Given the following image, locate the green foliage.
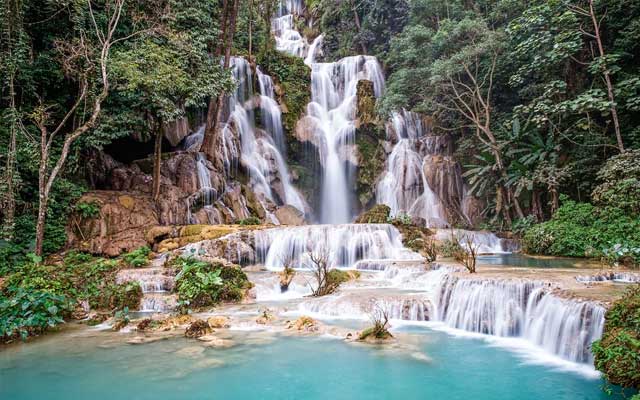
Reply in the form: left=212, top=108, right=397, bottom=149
left=355, top=204, right=391, bottom=224
left=438, top=237, right=464, bottom=258
left=173, top=256, right=251, bottom=308
left=257, top=48, right=310, bottom=136
left=592, top=286, right=640, bottom=392
left=0, top=287, right=72, bottom=342
left=121, top=246, right=151, bottom=268
left=326, top=269, right=357, bottom=287
left=2, top=251, right=138, bottom=313
left=592, top=150, right=640, bottom=215
left=387, top=213, right=411, bottom=226
left=238, top=216, right=261, bottom=226
left=75, top=201, right=100, bottom=219
left=523, top=199, right=640, bottom=259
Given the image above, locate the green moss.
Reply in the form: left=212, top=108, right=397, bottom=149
left=355, top=124, right=386, bottom=208
left=256, top=48, right=310, bottom=138
left=355, top=204, right=391, bottom=224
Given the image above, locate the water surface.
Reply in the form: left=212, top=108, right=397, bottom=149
left=0, top=325, right=616, bottom=400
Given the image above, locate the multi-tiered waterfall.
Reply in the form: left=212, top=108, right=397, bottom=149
left=174, top=0, right=610, bottom=373
left=183, top=56, right=306, bottom=224
left=274, top=3, right=385, bottom=223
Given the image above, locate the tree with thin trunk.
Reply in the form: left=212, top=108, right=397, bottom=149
left=201, top=0, right=241, bottom=164
left=429, top=18, right=522, bottom=223
left=569, top=0, right=624, bottom=153
left=0, top=0, right=27, bottom=240
left=30, top=0, right=130, bottom=256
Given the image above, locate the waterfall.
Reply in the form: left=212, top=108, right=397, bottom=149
left=257, top=67, right=286, bottom=153
left=433, top=275, right=605, bottom=363
left=376, top=110, right=449, bottom=227
left=252, top=223, right=422, bottom=270
left=576, top=272, right=640, bottom=283
left=216, top=57, right=306, bottom=217
left=272, top=3, right=385, bottom=223
left=306, top=56, right=385, bottom=223
left=434, top=228, right=514, bottom=254
left=116, top=261, right=178, bottom=313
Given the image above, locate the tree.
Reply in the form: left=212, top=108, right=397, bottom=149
left=0, top=0, right=27, bottom=240
left=30, top=0, right=132, bottom=256
left=200, top=0, right=241, bottom=164
left=110, top=37, right=233, bottom=202
left=569, top=0, right=625, bottom=153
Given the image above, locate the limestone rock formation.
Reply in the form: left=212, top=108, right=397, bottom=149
left=67, top=191, right=158, bottom=256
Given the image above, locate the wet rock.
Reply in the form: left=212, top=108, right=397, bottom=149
left=162, top=116, right=190, bottom=147
left=198, top=336, right=236, bottom=348
left=127, top=335, right=168, bottom=345
left=286, top=316, right=319, bottom=333
left=256, top=309, right=276, bottom=325
left=185, top=319, right=212, bottom=338
left=207, top=316, right=231, bottom=329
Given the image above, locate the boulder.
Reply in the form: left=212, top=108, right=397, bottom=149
left=162, top=117, right=190, bottom=147
left=275, top=205, right=305, bottom=225
left=66, top=191, right=159, bottom=257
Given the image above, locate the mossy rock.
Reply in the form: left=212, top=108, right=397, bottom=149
left=355, top=124, right=386, bottom=208
left=355, top=204, right=391, bottom=224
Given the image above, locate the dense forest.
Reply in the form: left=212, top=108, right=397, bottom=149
left=0, top=0, right=639, bottom=396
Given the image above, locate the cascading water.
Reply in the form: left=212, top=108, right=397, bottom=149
left=273, top=3, right=385, bottom=223
left=376, top=110, right=449, bottom=227
left=252, top=223, right=422, bottom=270
left=434, top=228, right=516, bottom=254
left=431, top=274, right=605, bottom=363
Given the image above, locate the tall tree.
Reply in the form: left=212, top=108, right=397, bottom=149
left=0, top=0, right=26, bottom=240
left=200, top=0, right=240, bottom=164
left=30, top=0, right=129, bottom=256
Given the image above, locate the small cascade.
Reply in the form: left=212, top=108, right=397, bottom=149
left=434, top=229, right=515, bottom=254
left=433, top=275, right=605, bottom=363
left=252, top=223, right=422, bottom=270
left=576, top=272, right=640, bottom=283
left=256, top=67, right=286, bottom=153
left=196, top=153, right=216, bottom=206
left=376, top=110, right=450, bottom=227
left=182, top=124, right=205, bottom=152
left=296, top=292, right=433, bottom=322
left=116, top=263, right=178, bottom=313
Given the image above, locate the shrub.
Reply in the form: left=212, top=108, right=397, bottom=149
left=90, top=282, right=142, bottom=311
left=173, top=257, right=251, bottom=308
left=592, top=286, right=640, bottom=393
left=523, top=199, right=640, bottom=259
left=238, top=216, right=261, bottom=226
left=355, top=204, right=391, bottom=224
left=438, top=237, right=464, bottom=258
left=0, top=287, right=72, bottom=342
left=122, top=246, right=151, bottom=268
left=592, top=150, right=640, bottom=216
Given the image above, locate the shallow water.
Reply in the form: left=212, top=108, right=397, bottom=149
left=0, top=325, right=617, bottom=400
left=478, top=254, right=599, bottom=269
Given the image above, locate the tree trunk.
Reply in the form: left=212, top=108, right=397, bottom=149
left=350, top=0, right=368, bottom=54
left=2, top=72, right=17, bottom=239
left=588, top=0, right=624, bottom=153
left=152, top=122, right=163, bottom=202
left=35, top=135, right=49, bottom=256
left=201, top=0, right=240, bottom=162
